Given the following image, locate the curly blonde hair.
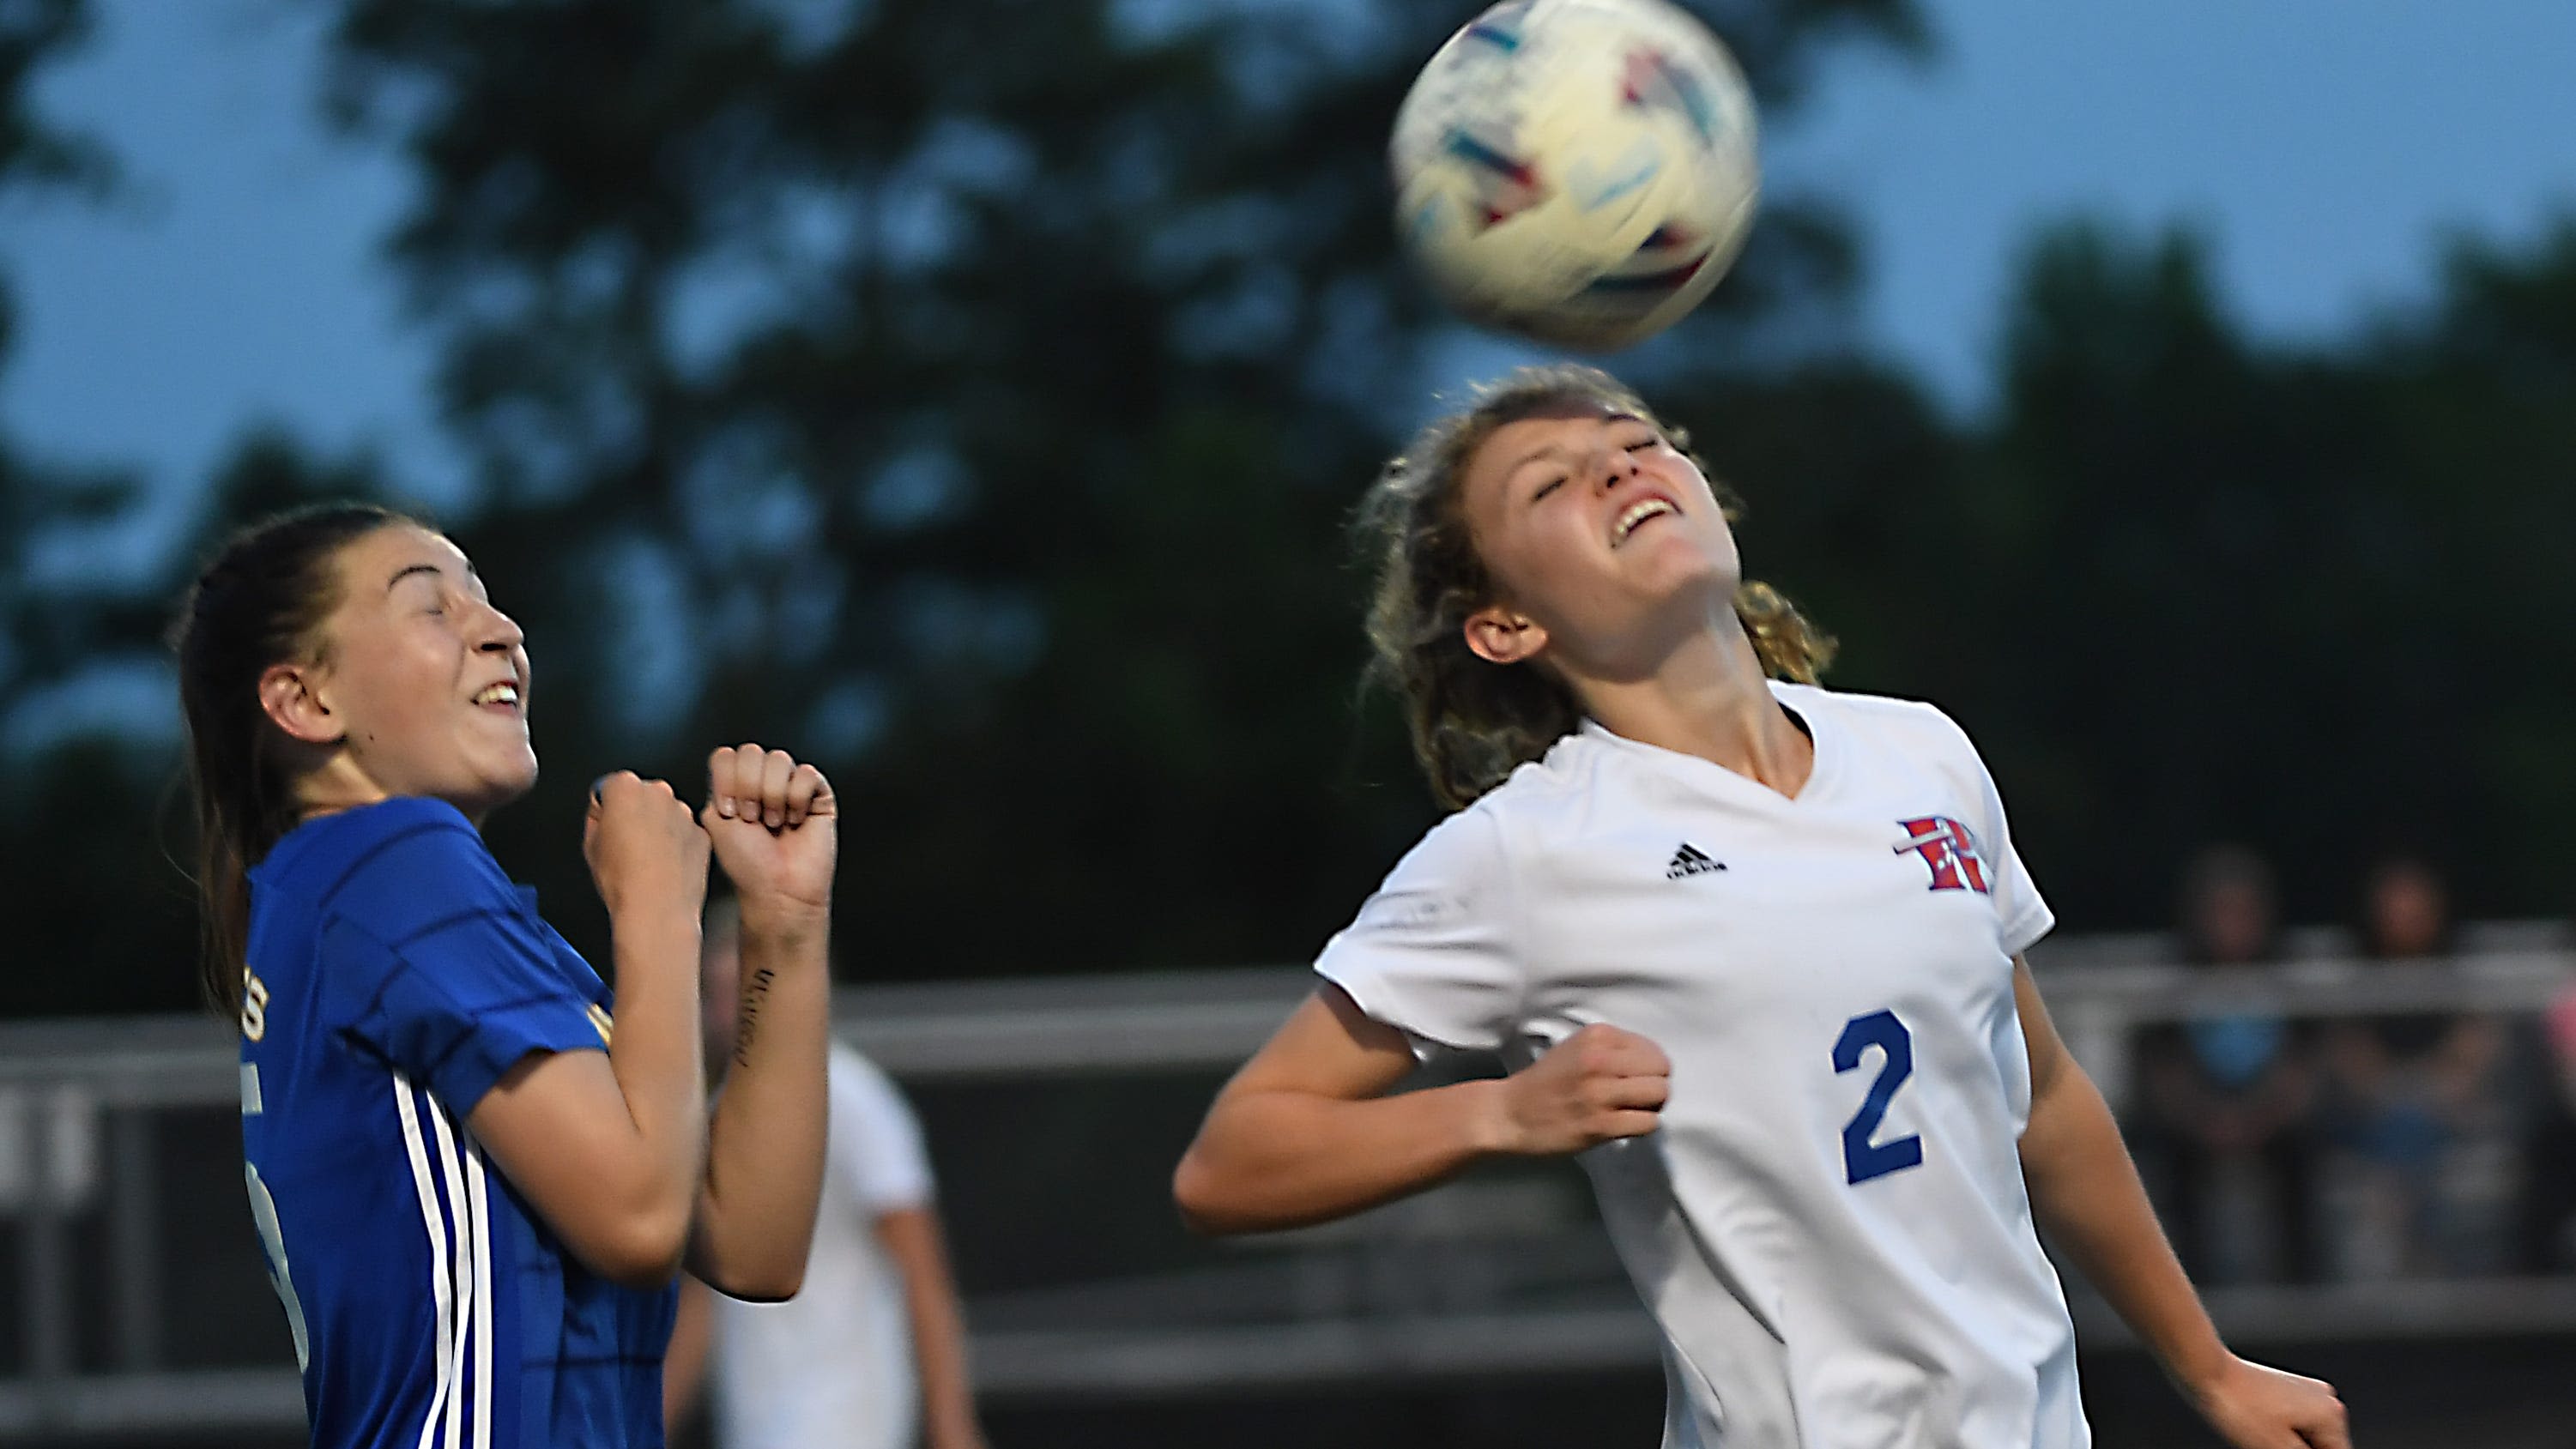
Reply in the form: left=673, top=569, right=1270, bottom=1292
left=1358, top=364, right=1834, bottom=810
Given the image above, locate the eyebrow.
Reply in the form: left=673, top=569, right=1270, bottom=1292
left=385, top=562, right=483, bottom=593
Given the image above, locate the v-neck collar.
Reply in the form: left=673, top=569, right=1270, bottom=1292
left=1575, top=680, right=1842, bottom=806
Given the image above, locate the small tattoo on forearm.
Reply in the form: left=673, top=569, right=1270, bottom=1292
left=733, top=966, right=777, bottom=1069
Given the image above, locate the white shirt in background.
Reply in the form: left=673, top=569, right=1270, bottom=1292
left=1316, top=681, right=2083, bottom=1449
left=711, top=1043, right=934, bottom=1449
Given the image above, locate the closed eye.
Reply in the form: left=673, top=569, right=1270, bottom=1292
left=395, top=579, right=450, bottom=616
left=1532, top=476, right=1565, bottom=502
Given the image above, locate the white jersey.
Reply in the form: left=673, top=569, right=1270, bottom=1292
left=1316, top=681, right=2083, bottom=1449
left=711, top=1043, right=934, bottom=1449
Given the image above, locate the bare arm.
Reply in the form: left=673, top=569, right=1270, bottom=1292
left=2015, top=959, right=2226, bottom=1382
left=2013, top=958, right=2349, bottom=1448
left=877, top=1206, right=987, bottom=1449
left=1173, top=987, right=1668, bottom=1235
left=662, top=1275, right=714, bottom=1436
left=686, top=746, right=838, bottom=1300
left=469, top=775, right=710, bottom=1287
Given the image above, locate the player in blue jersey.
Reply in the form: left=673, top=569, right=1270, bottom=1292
left=173, top=503, right=837, bottom=1449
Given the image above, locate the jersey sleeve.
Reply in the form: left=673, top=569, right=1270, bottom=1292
left=829, top=1048, right=934, bottom=1213
left=1940, top=714, right=2055, bottom=957
left=319, top=816, right=608, bottom=1119
left=1313, top=804, right=1527, bottom=1056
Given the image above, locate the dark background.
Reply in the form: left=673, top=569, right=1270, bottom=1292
left=3, top=3, right=2574, bottom=1444
left=6, top=0, right=2575, bottom=1017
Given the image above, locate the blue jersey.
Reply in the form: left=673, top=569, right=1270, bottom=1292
left=239, top=796, right=677, bottom=1449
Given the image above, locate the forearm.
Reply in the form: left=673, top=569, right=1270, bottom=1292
left=691, top=909, right=831, bottom=1296
left=882, top=1209, right=981, bottom=1444
left=602, top=904, right=710, bottom=1231
left=1174, top=1077, right=1509, bottom=1234
left=661, top=1276, right=713, bottom=1435
left=2021, top=1062, right=2230, bottom=1393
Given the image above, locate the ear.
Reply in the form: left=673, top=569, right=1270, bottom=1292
left=257, top=661, right=344, bottom=746
left=1463, top=603, right=1550, bottom=667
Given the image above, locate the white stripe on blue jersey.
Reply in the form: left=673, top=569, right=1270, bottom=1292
left=422, top=1084, right=476, bottom=1449
left=391, top=1075, right=455, bottom=1449
left=465, top=1139, right=493, bottom=1449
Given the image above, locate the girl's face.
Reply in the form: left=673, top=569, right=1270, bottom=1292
left=281, top=525, right=537, bottom=820
left=1454, top=405, right=1739, bottom=676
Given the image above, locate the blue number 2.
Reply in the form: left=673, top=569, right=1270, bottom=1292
left=1833, top=1009, right=1925, bottom=1186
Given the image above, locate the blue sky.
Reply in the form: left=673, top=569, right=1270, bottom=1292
left=3, top=0, right=2572, bottom=520
left=1, top=1, right=453, bottom=572
left=1771, top=0, right=2576, bottom=404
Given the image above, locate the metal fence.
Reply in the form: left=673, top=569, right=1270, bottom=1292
left=3, top=928, right=2574, bottom=1441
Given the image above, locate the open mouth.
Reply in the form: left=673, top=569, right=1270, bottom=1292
left=472, top=681, right=522, bottom=712
left=1612, top=496, right=1678, bottom=545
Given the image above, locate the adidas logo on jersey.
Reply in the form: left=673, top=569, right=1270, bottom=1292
left=1666, top=842, right=1726, bottom=879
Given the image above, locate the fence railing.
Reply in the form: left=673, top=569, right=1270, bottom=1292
left=2, top=931, right=2573, bottom=1440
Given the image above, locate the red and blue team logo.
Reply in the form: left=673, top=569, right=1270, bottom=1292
left=1895, top=817, right=1990, bottom=894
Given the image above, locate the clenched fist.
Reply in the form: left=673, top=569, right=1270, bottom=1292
left=582, top=771, right=711, bottom=920
left=1493, top=1023, right=1671, bottom=1156
left=700, top=743, right=838, bottom=927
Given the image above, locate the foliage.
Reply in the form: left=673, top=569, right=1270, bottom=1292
left=8, top=1, right=2576, bottom=1016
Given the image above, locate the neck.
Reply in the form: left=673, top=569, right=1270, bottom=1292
left=1567, top=612, right=1815, bottom=799
left=287, top=750, right=385, bottom=823
left=291, top=758, right=486, bottom=829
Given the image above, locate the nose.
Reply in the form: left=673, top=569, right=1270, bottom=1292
left=472, top=600, right=525, bottom=655
left=1593, top=440, right=1642, bottom=492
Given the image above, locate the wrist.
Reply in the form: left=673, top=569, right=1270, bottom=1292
left=2166, top=1337, right=2238, bottom=1403
left=735, top=896, right=829, bottom=945
left=609, top=895, right=703, bottom=943
left=1460, top=1078, right=1524, bottom=1157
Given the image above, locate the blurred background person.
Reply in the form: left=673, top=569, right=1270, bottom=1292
left=2318, top=853, right=2520, bottom=1279
left=665, top=897, right=987, bottom=1449
left=2521, top=982, right=2576, bottom=1272
left=2133, top=844, right=2320, bottom=1284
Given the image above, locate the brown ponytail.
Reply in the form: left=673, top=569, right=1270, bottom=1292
left=169, top=503, right=413, bottom=1013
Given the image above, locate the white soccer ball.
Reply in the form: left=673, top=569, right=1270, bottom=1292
left=1390, top=0, right=1760, bottom=352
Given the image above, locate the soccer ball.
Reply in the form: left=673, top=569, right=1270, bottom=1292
left=1390, top=0, right=1760, bottom=352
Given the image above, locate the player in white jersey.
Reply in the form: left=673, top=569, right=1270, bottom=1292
left=1174, top=365, right=2349, bottom=1449
left=664, top=900, right=987, bottom=1449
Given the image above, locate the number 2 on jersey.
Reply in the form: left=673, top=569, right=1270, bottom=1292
left=1833, top=1009, right=1925, bottom=1186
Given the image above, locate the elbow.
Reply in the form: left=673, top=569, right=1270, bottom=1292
left=700, top=1259, right=805, bottom=1304
left=691, top=1217, right=814, bottom=1302
left=577, top=1203, right=695, bottom=1290
left=1171, top=1148, right=1253, bottom=1238
left=726, top=1272, right=805, bottom=1304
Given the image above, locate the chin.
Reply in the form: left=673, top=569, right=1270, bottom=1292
left=460, top=758, right=541, bottom=818
left=1639, top=551, right=1732, bottom=607
left=1689, top=537, right=1741, bottom=591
